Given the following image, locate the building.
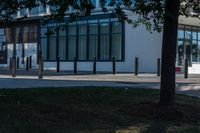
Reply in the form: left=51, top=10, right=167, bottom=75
left=0, top=1, right=199, bottom=73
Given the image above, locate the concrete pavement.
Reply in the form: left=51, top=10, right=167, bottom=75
left=0, top=70, right=200, bottom=98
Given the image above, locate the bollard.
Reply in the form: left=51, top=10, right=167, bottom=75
left=112, top=57, right=116, bottom=75
left=26, top=57, right=29, bottom=71
left=29, top=56, right=32, bottom=69
left=93, top=57, right=96, bottom=74
left=57, top=57, right=60, bottom=73
left=17, top=57, right=19, bottom=69
left=135, top=57, right=138, bottom=76
left=157, top=58, right=161, bottom=76
left=9, top=57, right=13, bottom=70
left=184, top=59, right=188, bottom=79
left=74, top=57, right=77, bottom=74
left=12, top=54, right=16, bottom=77
left=38, top=51, right=43, bottom=79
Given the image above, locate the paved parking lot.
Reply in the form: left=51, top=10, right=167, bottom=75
left=0, top=69, right=200, bottom=97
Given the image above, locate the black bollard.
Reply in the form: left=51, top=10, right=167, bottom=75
left=9, top=57, right=13, bottom=70
left=112, top=57, right=116, bottom=75
left=93, top=57, right=96, bottom=74
left=157, top=58, right=161, bottom=76
left=26, top=57, right=29, bottom=71
left=12, top=54, right=17, bottom=77
left=184, top=59, right=188, bottom=79
left=29, top=56, right=32, bottom=69
left=74, top=57, right=77, bottom=74
left=57, top=57, right=60, bottom=73
left=135, top=57, right=138, bottom=76
left=17, top=57, right=19, bottom=69
left=38, top=51, right=43, bottom=79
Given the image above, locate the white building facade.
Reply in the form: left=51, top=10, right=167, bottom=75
left=0, top=1, right=199, bottom=73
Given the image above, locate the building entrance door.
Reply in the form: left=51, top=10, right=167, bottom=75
left=7, top=43, right=38, bottom=68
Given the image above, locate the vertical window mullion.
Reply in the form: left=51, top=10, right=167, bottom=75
left=86, top=21, right=89, bottom=60
left=97, top=20, right=100, bottom=61
left=47, top=28, right=49, bottom=60
left=66, top=26, right=68, bottom=61
left=109, top=21, right=112, bottom=60
left=56, top=26, right=59, bottom=60
left=122, top=21, right=125, bottom=61
left=76, top=22, right=78, bottom=60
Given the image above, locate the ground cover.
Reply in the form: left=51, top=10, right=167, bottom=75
left=0, top=87, right=199, bottom=133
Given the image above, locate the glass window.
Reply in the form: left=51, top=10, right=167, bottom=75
left=78, top=36, right=87, bottom=60
left=100, top=23, right=109, bottom=34
left=48, top=38, right=56, bottom=60
left=192, top=40, right=198, bottom=62
left=59, top=27, right=66, bottom=36
left=48, top=27, right=57, bottom=37
left=68, top=25, right=76, bottom=36
left=178, top=30, right=184, bottom=39
left=89, top=24, right=98, bottom=34
left=185, top=30, right=192, bottom=39
left=20, top=8, right=27, bottom=16
left=39, top=5, right=46, bottom=14
left=30, top=7, right=39, bottom=16
left=112, top=34, right=122, bottom=60
left=100, top=35, right=109, bottom=60
left=59, top=37, right=66, bottom=60
left=112, top=22, right=122, bottom=33
left=0, top=29, right=4, bottom=36
left=192, top=31, right=197, bottom=40
left=68, top=37, right=76, bottom=60
left=78, top=25, right=87, bottom=35
left=41, top=28, right=47, bottom=37
left=89, top=35, right=98, bottom=60
left=41, top=38, right=47, bottom=60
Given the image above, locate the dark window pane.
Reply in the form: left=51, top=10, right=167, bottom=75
left=41, top=28, right=47, bottom=37
left=48, top=27, right=57, bottom=37
left=112, top=22, right=122, bottom=33
left=68, top=25, right=76, bottom=35
left=112, top=34, right=122, bottom=60
left=0, top=29, right=4, bottom=36
left=100, top=23, right=109, bottom=34
left=49, top=38, right=56, bottom=60
left=41, top=38, right=47, bottom=60
left=78, top=36, right=87, bottom=60
left=30, top=7, right=39, bottom=15
left=59, top=26, right=66, bottom=36
left=100, top=35, right=109, bottom=60
left=59, top=37, right=66, bottom=60
left=79, top=25, right=87, bottom=35
left=89, top=35, right=98, bottom=60
left=89, top=24, right=98, bottom=34
left=68, top=37, right=76, bottom=60
left=192, top=40, right=197, bottom=62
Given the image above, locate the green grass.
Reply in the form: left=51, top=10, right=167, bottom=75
left=0, top=87, right=199, bottom=133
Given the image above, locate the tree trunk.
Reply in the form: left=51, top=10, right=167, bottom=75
left=159, top=0, right=180, bottom=106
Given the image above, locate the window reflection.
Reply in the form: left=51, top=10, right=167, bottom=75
left=177, top=25, right=200, bottom=65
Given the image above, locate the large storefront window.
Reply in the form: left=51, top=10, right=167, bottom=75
left=177, top=25, right=200, bottom=65
left=40, top=15, right=124, bottom=61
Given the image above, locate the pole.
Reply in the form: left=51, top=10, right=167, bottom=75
left=135, top=57, right=138, bottom=76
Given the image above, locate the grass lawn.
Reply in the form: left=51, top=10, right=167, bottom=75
left=0, top=87, right=199, bottom=133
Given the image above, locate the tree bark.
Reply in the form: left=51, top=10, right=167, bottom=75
left=159, top=0, right=180, bottom=106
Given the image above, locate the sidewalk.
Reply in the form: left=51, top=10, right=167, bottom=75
left=0, top=70, right=200, bottom=98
